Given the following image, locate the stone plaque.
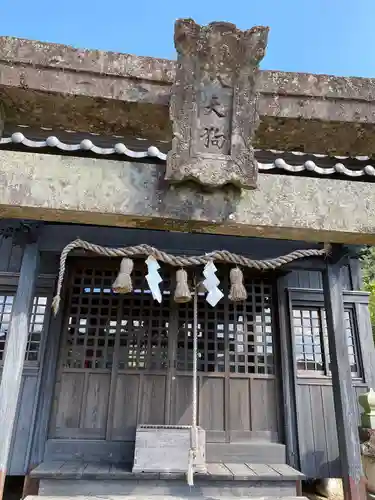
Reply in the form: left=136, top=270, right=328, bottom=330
left=166, top=19, right=269, bottom=190
left=132, top=425, right=206, bottom=473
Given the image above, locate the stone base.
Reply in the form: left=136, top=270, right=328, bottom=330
left=132, top=425, right=206, bottom=474
left=314, top=478, right=343, bottom=500
left=363, top=455, right=375, bottom=496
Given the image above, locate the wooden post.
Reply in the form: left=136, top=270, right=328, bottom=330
left=21, top=474, right=39, bottom=499
left=276, top=276, right=299, bottom=469
left=0, top=105, right=4, bottom=138
left=0, top=243, right=39, bottom=500
left=323, top=251, right=365, bottom=500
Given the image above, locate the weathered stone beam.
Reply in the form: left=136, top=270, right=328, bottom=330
left=0, top=149, right=374, bottom=244
left=1, top=36, right=375, bottom=153
left=0, top=104, right=3, bottom=138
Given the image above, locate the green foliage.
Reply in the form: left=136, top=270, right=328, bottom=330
left=361, top=246, right=375, bottom=338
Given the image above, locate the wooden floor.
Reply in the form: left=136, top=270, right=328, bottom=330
left=31, top=461, right=304, bottom=482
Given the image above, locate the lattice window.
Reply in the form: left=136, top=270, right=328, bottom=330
left=177, top=273, right=274, bottom=374
left=0, top=295, right=13, bottom=362
left=26, top=295, right=48, bottom=362
left=0, top=294, right=48, bottom=363
left=293, top=306, right=361, bottom=377
left=343, top=309, right=360, bottom=377
left=64, top=267, right=119, bottom=369
left=322, top=309, right=360, bottom=377
left=117, top=265, right=171, bottom=370
left=293, top=308, right=325, bottom=373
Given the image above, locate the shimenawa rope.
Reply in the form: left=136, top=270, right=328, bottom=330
left=52, top=238, right=329, bottom=315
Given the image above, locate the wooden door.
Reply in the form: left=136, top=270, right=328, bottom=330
left=108, top=266, right=174, bottom=440
left=170, top=270, right=280, bottom=444
left=50, top=260, right=174, bottom=442
left=50, top=260, right=280, bottom=447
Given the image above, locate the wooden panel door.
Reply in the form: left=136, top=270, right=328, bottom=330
left=50, top=261, right=279, bottom=446
left=50, top=261, right=174, bottom=442
left=170, top=270, right=280, bottom=444
left=108, top=265, right=174, bottom=440
left=50, top=265, right=119, bottom=439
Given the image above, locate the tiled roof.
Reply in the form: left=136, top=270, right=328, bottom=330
left=1, top=129, right=374, bottom=179
left=0, top=131, right=167, bottom=161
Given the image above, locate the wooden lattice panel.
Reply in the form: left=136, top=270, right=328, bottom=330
left=0, top=294, right=48, bottom=363
left=117, top=265, right=171, bottom=370
left=64, top=262, right=172, bottom=372
left=228, top=281, right=274, bottom=375
left=65, top=267, right=119, bottom=369
left=177, top=272, right=274, bottom=375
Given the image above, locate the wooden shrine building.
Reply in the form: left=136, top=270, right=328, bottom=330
left=0, top=19, right=375, bottom=500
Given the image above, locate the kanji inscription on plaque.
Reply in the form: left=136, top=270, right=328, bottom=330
left=197, top=84, right=232, bottom=155
left=166, top=19, right=269, bottom=190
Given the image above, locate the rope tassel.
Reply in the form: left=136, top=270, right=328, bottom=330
left=52, top=295, right=61, bottom=316
left=174, top=268, right=192, bottom=303
left=187, top=448, right=194, bottom=486
left=229, top=267, right=247, bottom=302
left=112, top=258, right=134, bottom=294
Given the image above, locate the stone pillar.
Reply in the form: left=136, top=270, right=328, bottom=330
left=359, top=390, right=375, bottom=499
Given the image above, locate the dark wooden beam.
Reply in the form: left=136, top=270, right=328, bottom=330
left=0, top=242, right=39, bottom=500
left=0, top=220, right=41, bottom=246
left=37, top=223, right=322, bottom=255
left=276, top=276, right=299, bottom=468
left=0, top=104, right=3, bottom=138
left=323, top=249, right=365, bottom=500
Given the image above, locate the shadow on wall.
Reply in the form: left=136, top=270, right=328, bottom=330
left=300, top=450, right=341, bottom=479
left=4, top=476, right=23, bottom=500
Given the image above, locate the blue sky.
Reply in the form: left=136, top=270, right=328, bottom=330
left=0, top=0, right=373, bottom=77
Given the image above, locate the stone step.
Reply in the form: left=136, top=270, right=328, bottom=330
left=37, top=478, right=301, bottom=498
left=28, top=497, right=308, bottom=500
left=32, top=461, right=304, bottom=499
left=31, top=461, right=303, bottom=481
